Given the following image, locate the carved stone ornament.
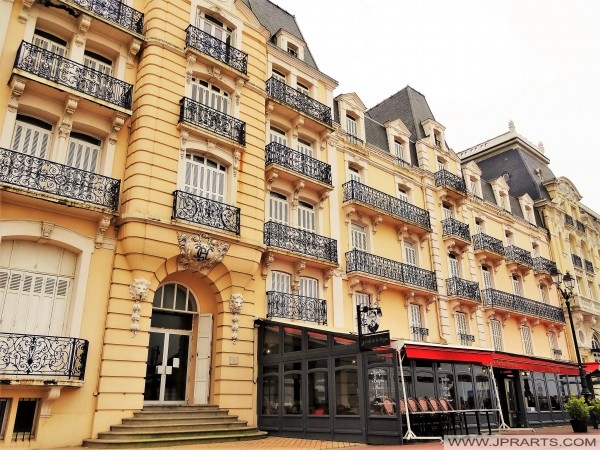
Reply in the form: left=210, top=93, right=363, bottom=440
left=129, top=278, right=150, bottom=335
left=229, top=293, right=244, bottom=344
left=41, top=221, right=55, bottom=239
left=9, top=78, right=26, bottom=113
left=178, top=232, right=229, bottom=272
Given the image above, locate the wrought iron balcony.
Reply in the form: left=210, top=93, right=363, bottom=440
left=264, top=221, right=337, bottom=264
left=446, top=277, right=481, bottom=302
left=0, top=147, right=120, bottom=210
left=172, top=190, right=240, bottom=235
left=0, top=332, right=88, bottom=380
left=458, top=333, right=475, bottom=345
left=585, top=259, right=595, bottom=274
left=346, top=249, right=437, bottom=292
left=185, top=25, right=248, bottom=74
left=266, top=291, right=327, bottom=325
left=266, top=77, right=332, bottom=126
left=14, top=41, right=133, bottom=110
left=343, top=180, right=431, bottom=231
left=505, top=245, right=533, bottom=268
left=576, top=220, right=586, bottom=233
left=481, top=288, right=565, bottom=323
left=410, top=327, right=429, bottom=342
left=442, top=218, right=471, bottom=242
left=179, top=97, right=246, bottom=145
left=472, top=233, right=505, bottom=256
left=572, top=254, right=583, bottom=269
left=564, top=214, right=574, bottom=228
left=265, top=142, right=332, bottom=186
left=533, top=256, right=557, bottom=274
left=435, top=169, right=467, bottom=195
left=340, top=131, right=364, bottom=146
left=69, top=0, right=144, bottom=35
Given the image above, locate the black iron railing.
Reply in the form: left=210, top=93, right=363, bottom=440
left=266, top=77, right=332, bottom=126
left=70, top=0, right=144, bottom=34
left=410, top=326, right=429, bottom=342
left=0, top=332, right=88, bottom=380
left=185, top=25, right=248, bottom=74
left=14, top=41, right=133, bottom=110
left=264, top=221, right=337, bottom=263
left=585, top=259, right=594, bottom=274
left=505, top=245, right=533, bottom=267
left=172, top=190, right=240, bottom=235
left=458, top=333, right=475, bottom=345
left=343, top=180, right=431, bottom=231
left=472, top=233, right=505, bottom=256
left=565, top=214, right=574, bottom=227
left=481, top=288, right=565, bottom=323
left=572, top=254, right=583, bottom=269
left=552, top=348, right=563, bottom=357
left=442, top=218, right=471, bottom=242
left=265, top=142, right=332, bottom=186
left=346, top=249, right=437, bottom=291
left=266, top=291, right=327, bottom=324
left=179, top=97, right=246, bottom=145
left=340, top=131, right=364, bottom=146
left=435, top=169, right=467, bottom=194
left=576, top=220, right=586, bottom=233
left=0, top=147, right=120, bottom=209
left=533, top=256, right=557, bottom=274
left=446, top=277, right=481, bottom=302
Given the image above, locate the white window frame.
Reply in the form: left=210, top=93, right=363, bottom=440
left=351, top=224, right=367, bottom=251
left=456, top=312, right=472, bottom=346
left=184, top=153, right=226, bottom=202
left=297, top=138, right=313, bottom=157
left=409, top=303, right=425, bottom=342
left=346, top=115, right=358, bottom=138
left=299, top=277, right=318, bottom=299
left=269, top=126, right=287, bottom=146
left=521, top=326, right=534, bottom=356
left=296, top=81, right=309, bottom=96
left=442, top=204, right=453, bottom=220
left=195, top=10, right=232, bottom=44
left=448, top=254, right=461, bottom=278
left=67, top=132, right=101, bottom=173
left=354, top=292, right=370, bottom=333
left=269, top=192, right=289, bottom=224
left=270, top=271, right=291, bottom=293
left=403, top=240, right=417, bottom=266
left=398, top=186, right=409, bottom=203
left=11, top=116, right=53, bottom=159
left=481, top=265, right=493, bottom=289
left=548, top=331, right=560, bottom=359
left=512, top=275, right=522, bottom=297
left=348, top=165, right=362, bottom=182
left=490, top=318, right=504, bottom=351
left=297, top=201, right=315, bottom=232
left=271, top=68, right=286, bottom=83
left=191, top=77, right=230, bottom=114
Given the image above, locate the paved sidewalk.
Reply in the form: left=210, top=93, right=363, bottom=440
left=52, top=425, right=600, bottom=450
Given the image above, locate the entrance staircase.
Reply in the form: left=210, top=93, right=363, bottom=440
left=83, top=405, right=268, bottom=448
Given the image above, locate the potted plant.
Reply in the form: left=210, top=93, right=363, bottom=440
left=589, top=398, right=600, bottom=429
left=564, top=395, right=591, bottom=433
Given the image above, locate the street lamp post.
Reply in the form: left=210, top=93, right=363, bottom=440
left=551, top=268, right=592, bottom=401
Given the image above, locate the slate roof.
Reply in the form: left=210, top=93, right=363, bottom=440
left=365, top=86, right=435, bottom=142
left=242, top=0, right=319, bottom=70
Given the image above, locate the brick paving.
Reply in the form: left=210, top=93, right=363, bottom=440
left=53, top=425, right=600, bottom=450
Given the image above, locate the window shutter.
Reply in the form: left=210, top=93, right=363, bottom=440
left=67, top=136, right=100, bottom=172
left=271, top=271, right=291, bottom=293
left=490, top=319, right=504, bottom=351
left=351, top=224, right=367, bottom=251
left=297, top=139, right=313, bottom=156
left=299, top=277, right=318, bottom=298
left=449, top=254, right=460, bottom=278
left=521, top=326, right=534, bottom=355
left=456, top=312, right=468, bottom=334
left=346, top=116, right=357, bottom=137
left=512, top=276, right=522, bottom=296
left=404, top=241, right=416, bottom=266
left=348, top=166, right=361, bottom=182
left=297, top=202, right=315, bottom=231
left=269, top=127, right=287, bottom=146
left=12, top=120, right=51, bottom=158
left=354, top=293, right=370, bottom=333
left=398, top=188, right=409, bottom=203
left=269, top=192, right=289, bottom=224
left=481, top=266, right=492, bottom=289
left=442, top=205, right=452, bottom=220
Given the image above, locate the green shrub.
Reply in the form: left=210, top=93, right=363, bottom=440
left=564, top=396, right=591, bottom=421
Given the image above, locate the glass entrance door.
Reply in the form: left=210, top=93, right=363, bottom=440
left=144, top=330, right=190, bottom=403
left=504, top=378, right=518, bottom=427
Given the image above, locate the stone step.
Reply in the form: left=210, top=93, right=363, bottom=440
left=121, top=416, right=241, bottom=426
left=97, top=426, right=262, bottom=441
left=83, top=430, right=268, bottom=449
left=140, top=404, right=221, bottom=411
left=111, top=421, right=249, bottom=433
left=132, top=410, right=230, bottom=420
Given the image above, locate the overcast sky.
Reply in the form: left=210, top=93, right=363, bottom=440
left=271, top=0, right=600, bottom=213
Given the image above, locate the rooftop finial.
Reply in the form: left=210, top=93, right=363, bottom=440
left=538, top=141, right=544, bottom=154
left=508, top=120, right=515, bottom=133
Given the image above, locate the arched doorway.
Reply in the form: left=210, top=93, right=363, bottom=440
left=144, top=283, right=212, bottom=404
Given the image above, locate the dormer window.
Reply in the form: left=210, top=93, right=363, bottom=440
left=296, top=82, right=309, bottom=96
left=437, top=157, right=446, bottom=171
left=434, top=130, right=442, bottom=147
left=287, top=43, right=298, bottom=57
left=272, top=69, right=286, bottom=83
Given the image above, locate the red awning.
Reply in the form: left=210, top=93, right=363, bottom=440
left=492, top=352, right=579, bottom=375
left=585, top=362, right=600, bottom=375
left=402, top=342, right=494, bottom=366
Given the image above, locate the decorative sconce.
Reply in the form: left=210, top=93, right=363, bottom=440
left=129, top=278, right=150, bottom=335
left=229, top=293, right=244, bottom=344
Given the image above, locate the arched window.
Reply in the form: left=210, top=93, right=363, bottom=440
left=152, top=283, right=198, bottom=313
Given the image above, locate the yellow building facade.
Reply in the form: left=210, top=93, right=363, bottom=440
left=0, top=0, right=597, bottom=448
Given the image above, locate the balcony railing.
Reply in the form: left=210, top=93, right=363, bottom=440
left=0, top=332, right=88, bottom=380
left=266, top=77, right=332, bottom=126
left=446, top=277, right=481, bottom=302
left=565, top=214, right=574, bottom=227
left=179, top=97, right=246, bottom=145
left=340, top=131, right=364, bottom=146
left=576, top=220, right=586, bottom=233
left=482, top=288, right=565, bottom=323
left=172, top=190, right=240, bottom=235
left=410, top=326, right=429, bottom=342
left=442, top=218, right=471, bottom=242
left=14, top=41, right=133, bottom=110
left=266, top=291, right=327, bottom=325
left=435, top=169, right=467, bottom=194
left=0, top=147, right=120, bottom=210
left=346, top=249, right=437, bottom=292
left=343, top=180, right=431, bottom=231
left=533, top=256, right=557, bottom=274
left=505, top=245, right=533, bottom=268
left=185, top=25, right=248, bottom=74
left=472, top=233, right=505, bottom=256
left=585, top=259, right=595, bottom=274
left=264, top=221, right=337, bottom=264
left=265, top=142, right=332, bottom=186
left=572, top=254, right=583, bottom=269
left=70, top=0, right=144, bottom=34
left=458, top=333, right=475, bottom=346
